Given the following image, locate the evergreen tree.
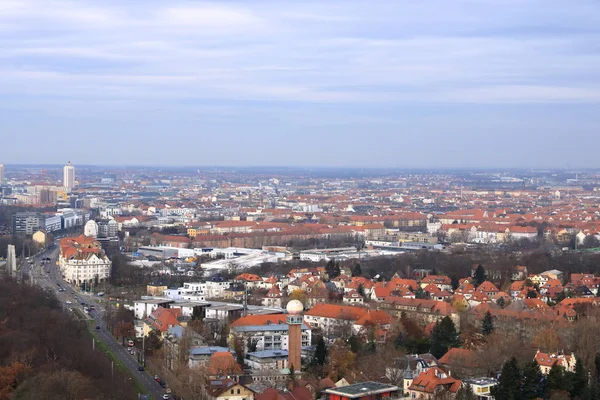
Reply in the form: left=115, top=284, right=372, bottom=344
left=474, top=265, right=486, bottom=286
left=526, top=290, right=538, bottom=299
left=491, top=357, right=520, bottom=400
left=325, top=259, right=341, bottom=279
left=521, top=360, right=543, bottom=400
left=544, top=364, right=566, bottom=398
left=451, top=275, right=460, bottom=291
left=415, top=287, right=429, bottom=299
left=571, top=358, right=587, bottom=398
left=497, top=297, right=506, bottom=308
left=315, top=336, right=327, bottom=366
left=456, top=383, right=476, bottom=400
left=358, top=283, right=365, bottom=297
left=429, top=316, right=460, bottom=359
left=352, top=263, right=362, bottom=277
left=482, top=311, right=494, bottom=335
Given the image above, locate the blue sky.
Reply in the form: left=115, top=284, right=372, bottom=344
left=1, top=0, right=599, bottom=168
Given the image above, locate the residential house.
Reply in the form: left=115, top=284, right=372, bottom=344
left=385, top=353, right=440, bottom=390
left=407, top=367, right=461, bottom=400
left=380, top=298, right=460, bottom=329
left=208, top=379, right=256, bottom=400
left=420, top=275, right=452, bottom=292
left=343, top=290, right=364, bottom=305
left=462, top=378, right=499, bottom=400
left=262, top=286, right=283, bottom=308
left=534, top=351, right=576, bottom=375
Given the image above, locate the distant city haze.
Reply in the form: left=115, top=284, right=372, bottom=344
left=1, top=1, right=599, bottom=168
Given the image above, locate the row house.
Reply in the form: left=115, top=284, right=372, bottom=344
left=380, top=298, right=460, bottom=329
left=420, top=275, right=452, bottom=292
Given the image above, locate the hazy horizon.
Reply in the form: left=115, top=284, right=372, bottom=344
left=2, top=1, right=600, bottom=168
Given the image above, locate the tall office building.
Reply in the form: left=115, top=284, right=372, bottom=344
left=63, top=162, right=75, bottom=191
left=6, top=244, right=16, bottom=277
left=0, top=164, right=4, bottom=185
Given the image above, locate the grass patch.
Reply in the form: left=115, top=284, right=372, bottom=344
left=85, top=322, right=153, bottom=399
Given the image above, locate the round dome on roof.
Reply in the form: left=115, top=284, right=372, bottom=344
left=286, top=300, right=304, bottom=315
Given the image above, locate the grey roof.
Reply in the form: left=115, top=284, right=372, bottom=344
left=189, top=346, right=232, bottom=356
left=325, top=382, right=398, bottom=398
left=247, top=349, right=288, bottom=358
left=167, top=325, right=185, bottom=338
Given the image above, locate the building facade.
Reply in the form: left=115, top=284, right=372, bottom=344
left=58, top=235, right=111, bottom=286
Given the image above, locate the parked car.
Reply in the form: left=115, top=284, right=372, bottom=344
left=138, top=366, right=144, bottom=371
left=95, top=325, right=101, bottom=330
left=159, top=381, right=166, bottom=388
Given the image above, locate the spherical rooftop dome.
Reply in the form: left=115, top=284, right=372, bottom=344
left=286, top=300, right=304, bottom=315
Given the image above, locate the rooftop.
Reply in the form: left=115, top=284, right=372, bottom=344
left=324, top=382, right=398, bottom=398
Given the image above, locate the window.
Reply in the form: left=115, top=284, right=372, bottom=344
left=231, top=389, right=234, bottom=394
left=237, top=389, right=241, bottom=394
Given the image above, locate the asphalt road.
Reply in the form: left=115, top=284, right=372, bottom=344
left=26, top=244, right=167, bottom=400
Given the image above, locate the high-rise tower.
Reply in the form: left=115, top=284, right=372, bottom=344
left=0, top=164, right=4, bottom=185
left=63, top=161, right=75, bottom=191
left=286, top=300, right=304, bottom=371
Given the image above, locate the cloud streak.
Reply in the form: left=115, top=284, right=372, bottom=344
left=1, top=0, right=600, bottom=167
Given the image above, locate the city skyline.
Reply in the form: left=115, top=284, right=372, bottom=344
left=1, top=0, right=600, bottom=168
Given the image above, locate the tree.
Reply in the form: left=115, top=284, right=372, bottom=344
left=474, top=265, right=486, bottom=286
left=482, top=311, right=494, bottom=335
left=325, top=259, right=341, bottom=279
left=526, top=290, right=538, bottom=299
left=326, top=340, right=356, bottom=381
left=146, top=330, right=163, bottom=351
left=521, top=360, right=543, bottom=400
left=430, top=317, right=460, bottom=359
left=491, top=357, right=520, bottom=400
left=0, top=362, right=31, bottom=399
left=570, top=358, right=587, bottom=398
left=314, top=336, right=327, bottom=366
left=456, top=383, right=476, bottom=400
left=451, top=275, right=460, bottom=290
left=289, top=289, right=308, bottom=307
left=532, top=329, right=561, bottom=353
left=497, top=296, right=506, bottom=308
left=357, top=283, right=365, bottom=298
left=415, top=287, right=429, bottom=299
left=352, top=263, right=362, bottom=277
left=544, top=364, right=567, bottom=398
left=582, top=235, right=600, bottom=249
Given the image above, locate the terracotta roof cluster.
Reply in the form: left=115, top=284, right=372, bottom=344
left=408, top=367, right=461, bottom=394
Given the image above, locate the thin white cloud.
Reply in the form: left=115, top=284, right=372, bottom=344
left=1, top=0, right=600, bottom=106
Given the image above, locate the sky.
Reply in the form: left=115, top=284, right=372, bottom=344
left=1, top=0, right=600, bottom=169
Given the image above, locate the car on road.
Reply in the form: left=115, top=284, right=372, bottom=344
left=154, top=375, right=159, bottom=381
left=65, top=300, right=72, bottom=304
left=159, top=381, right=166, bottom=388
left=162, top=395, right=170, bottom=400
left=95, top=325, right=101, bottom=330
left=138, top=366, right=144, bottom=371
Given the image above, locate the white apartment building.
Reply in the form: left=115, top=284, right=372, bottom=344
left=231, top=321, right=311, bottom=353
left=59, top=236, right=111, bottom=286
left=60, top=252, right=111, bottom=286
left=163, top=281, right=232, bottom=301
left=63, top=162, right=75, bottom=191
